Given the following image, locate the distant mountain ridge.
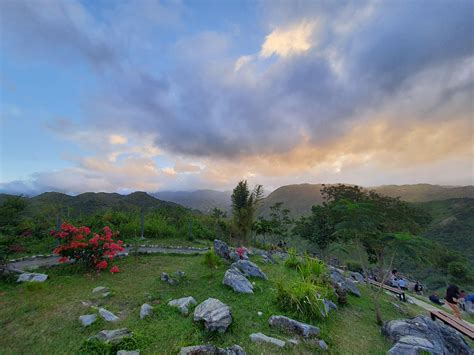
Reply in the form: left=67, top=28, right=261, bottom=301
left=152, top=189, right=231, bottom=213
left=259, top=183, right=474, bottom=217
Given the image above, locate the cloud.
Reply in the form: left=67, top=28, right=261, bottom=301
left=260, top=20, right=318, bottom=58
left=109, top=134, right=128, bottom=145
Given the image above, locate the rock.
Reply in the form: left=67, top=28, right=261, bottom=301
left=287, top=339, right=300, bottom=346
left=179, top=344, right=246, bottom=355
left=257, top=311, right=263, bottom=316
left=79, top=314, right=97, bottom=326
left=17, top=273, right=48, bottom=282
left=321, top=299, right=338, bottom=317
left=350, top=272, right=365, bottom=283
left=99, top=308, right=120, bottom=322
left=173, top=271, right=185, bottom=278
left=318, top=339, right=329, bottom=351
left=116, top=351, right=139, bottom=355
left=168, top=296, right=197, bottom=315
left=223, top=268, right=253, bottom=294
left=193, top=298, right=232, bottom=333
left=91, top=328, right=132, bottom=344
left=249, top=333, right=285, bottom=347
left=102, top=292, right=111, bottom=298
left=140, top=303, right=153, bottom=319
left=92, top=286, right=109, bottom=294
left=161, top=272, right=177, bottom=285
left=382, top=315, right=472, bottom=354
left=329, top=269, right=361, bottom=297
left=268, top=315, right=320, bottom=337
left=231, top=260, right=267, bottom=279
left=229, top=251, right=240, bottom=262
left=214, top=239, right=230, bottom=259
left=261, top=254, right=274, bottom=264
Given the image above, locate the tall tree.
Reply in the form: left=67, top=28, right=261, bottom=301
left=231, top=181, right=264, bottom=244
left=269, top=202, right=292, bottom=241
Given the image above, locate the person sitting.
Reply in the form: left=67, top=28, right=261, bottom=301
left=429, top=292, right=444, bottom=306
left=414, top=281, right=423, bottom=295
left=445, top=284, right=462, bottom=320
left=398, top=278, right=408, bottom=290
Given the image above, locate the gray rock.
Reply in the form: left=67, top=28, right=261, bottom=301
left=351, top=272, right=365, bottom=283
left=99, top=308, right=120, bottom=322
left=92, top=286, right=109, bottom=294
left=214, top=239, right=230, bottom=259
left=329, top=269, right=361, bottom=297
left=318, top=339, right=329, bottom=351
left=382, top=315, right=472, bottom=354
left=116, top=351, right=139, bottom=355
left=17, top=273, right=48, bottom=282
left=79, top=314, right=97, bottom=326
left=321, top=299, right=338, bottom=317
left=168, top=296, right=197, bottom=315
left=174, top=271, right=186, bottom=278
left=194, top=298, right=232, bottom=333
left=231, top=260, right=267, bottom=279
left=91, top=328, right=132, bottom=344
left=140, top=303, right=153, bottom=319
left=179, top=344, right=246, bottom=355
left=229, top=251, right=240, bottom=262
left=268, top=315, right=320, bottom=337
left=223, top=268, right=253, bottom=294
left=249, top=333, right=285, bottom=347
left=161, top=272, right=177, bottom=285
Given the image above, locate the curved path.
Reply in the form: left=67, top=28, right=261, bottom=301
left=8, top=245, right=209, bottom=272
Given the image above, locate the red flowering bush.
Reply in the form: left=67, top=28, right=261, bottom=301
left=236, top=246, right=247, bottom=260
left=51, top=223, right=124, bottom=272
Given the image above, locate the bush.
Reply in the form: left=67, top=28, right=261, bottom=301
left=298, top=255, right=326, bottom=282
left=202, top=249, right=222, bottom=269
left=275, top=280, right=333, bottom=321
left=79, top=336, right=139, bottom=355
left=52, top=223, right=124, bottom=272
left=346, top=260, right=363, bottom=273
left=284, top=247, right=302, bottom=269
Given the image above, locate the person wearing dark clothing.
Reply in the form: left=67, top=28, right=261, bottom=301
left=414, top=281, right=423, bottom=295
left=446, top=284, right=462, bottom=320
left=429, top=293, right=444, bottom=306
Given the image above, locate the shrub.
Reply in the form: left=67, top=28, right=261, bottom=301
left=284, top=247, right=302, bottom=269
left=51, top=223, right=124, bottom=272
left=275, top=280, right=333, bottom=321
left=298, top=255, right=326, bottom=282
left=202, top=249, right=222, bottom=269
left=346, top=260, right=363, bottom=273
left=79, top=336, right=139, bottom=355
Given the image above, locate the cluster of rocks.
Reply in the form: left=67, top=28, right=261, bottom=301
left=329, top=266, right=361, bottom=297
left=180, top=344, right=245, bottom=355
left=383, top=315, right=472, bottom=354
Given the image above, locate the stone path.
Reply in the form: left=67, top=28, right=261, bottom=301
left=8, top=245, right=209, bottom=272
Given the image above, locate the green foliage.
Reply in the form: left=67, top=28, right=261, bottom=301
left=275, top=280, right=333, bottom=321
left=297, top=255, right=326, bottom=283
left=294, top=204, right=336, bottom=253
left=346, top=260, right=363, bottom=273
left=24, top=282, right=46, bottom=292
left=284, top=247, right=302, bottom=269
left=447, top=261, right=472, bottom=283
left=231, top=181, right=264, bottom=243
left=268, top=202, right=292, bottom=239
left=201, top=249, right=222, bottom=269
left=78, top=336, right=138, bottom=355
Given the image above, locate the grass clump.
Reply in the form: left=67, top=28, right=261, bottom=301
left=79, top=336, right=139, bottom=355
left=284, top=247, right=302, bottom=269
left=201, top=249, right=222, bottom=269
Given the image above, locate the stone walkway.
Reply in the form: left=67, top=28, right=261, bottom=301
left=8, top=245, right=209, bottom=272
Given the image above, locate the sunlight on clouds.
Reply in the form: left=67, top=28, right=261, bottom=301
left=260, top=20, right=318, bottom=58
left=109, top=134, right=128, bottom=145
left=162, top=167, right=177, bottom=176
left=234, top=55, right=255, bottom=71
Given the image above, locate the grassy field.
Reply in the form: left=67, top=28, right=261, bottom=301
left=1, top=253, right=425, bottom=354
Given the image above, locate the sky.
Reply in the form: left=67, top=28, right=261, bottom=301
left=0, top=0, right=473, bottom=195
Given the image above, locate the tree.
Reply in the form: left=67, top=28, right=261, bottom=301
left=231, top=181, right=264, bottom=244
left=269, top=202, right=292, bottom=241
left=253, top=217, right=273, bottom=246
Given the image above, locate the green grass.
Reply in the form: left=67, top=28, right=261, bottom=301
left=0, top=254, right=425, bottom=354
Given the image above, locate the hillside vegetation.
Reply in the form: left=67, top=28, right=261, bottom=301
left=152, top=190, right=231, bottom=213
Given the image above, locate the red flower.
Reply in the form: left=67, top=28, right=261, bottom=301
left=58, top=257, right=69, bottom=263
left=96, top=260, right=108, bottom=270
left=110, top=266, right=119, bottom=274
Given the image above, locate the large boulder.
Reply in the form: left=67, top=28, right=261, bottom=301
left=382, top=316, right=472, bottom=354
left=268, top=315, right=320, bottom=337
left=214, top=240, right=230, bottom=260
left=17, top=273, right=48, bottom=282
left=91, top=328, right=132, bottom=344
left=193, top=298, right=232, bottom=333
left=168, top=296, right=197, bottom=315
left=329, top=268, right=360, bottom=297
left=179, top=344, right=246, bottom=355
left=231, top=260, right=267, bottom=280
left=249, top=333, right=285, bottom=347
left=223, top=268, right=253, bottom=294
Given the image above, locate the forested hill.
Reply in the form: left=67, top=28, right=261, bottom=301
left=419, top=198, right=474, bottom=264
left=0, top=191, right=184, bottom=218
left=259, top=183, right=474, bottom=217
left=152, top=190, right=231, bottom=213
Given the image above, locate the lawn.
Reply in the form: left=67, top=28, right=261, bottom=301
left=0, top=253, right=423, bottom=354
